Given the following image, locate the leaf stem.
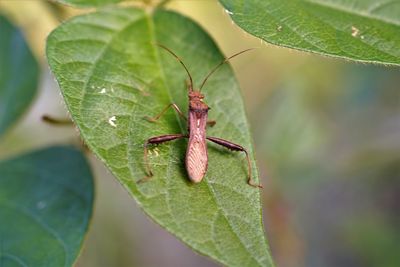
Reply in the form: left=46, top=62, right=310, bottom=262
left=156, top=0, right=172, bottom=8
left=141, top=0, right=171, bottom=8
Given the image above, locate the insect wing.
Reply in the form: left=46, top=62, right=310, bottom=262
left=186, top=133, right=208, bottom=183
left=186, top=110, right=208, bottom=183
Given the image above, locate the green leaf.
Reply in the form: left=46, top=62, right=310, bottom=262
left=46, top=7, right=273, bottom=267
left=0, top=15, right=39, bottom=137
left=0, top=146, right=94, bottom=266
left=55, top=0, right=123, bottom=8
left=219, top=0, right=400, bottom=66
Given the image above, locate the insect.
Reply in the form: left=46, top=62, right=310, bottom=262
left=141, top=44, right=262, bottom=188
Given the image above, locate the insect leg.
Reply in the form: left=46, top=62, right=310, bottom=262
left=140, top=134, right=188, bottom=183
left=206, top=136, right=263, bottom=188
left=207, top=120, right=216, bottom=127
left=42, top=115, right=73, bottom=125
left=145, top=103, right=187, bottom=123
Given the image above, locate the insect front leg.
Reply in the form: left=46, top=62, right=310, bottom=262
left=140, top=134, right=188, bottom=183
left=145, top=103, right=187, bottom=123
left=206, top=136, right=263, bottom=188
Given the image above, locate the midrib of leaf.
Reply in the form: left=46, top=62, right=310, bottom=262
left=145, top=12, right=184, bottom=232
left=77, top=11, right=145, bottom=129
left=305, top=0, right=400, bottom=26
left=146, top=13, right=186, bottom=132
left=205, top=183, right=267, bottom=266
left=0, top=147, right=93, bottom=267
left=2, top=254, right=28, bottom=266
left=0, top=202, right=68, bottom=267
left=145, top=12, right=265, bottom=266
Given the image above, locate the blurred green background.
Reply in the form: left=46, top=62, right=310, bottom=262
left=0, top=1, right=399, bottom=267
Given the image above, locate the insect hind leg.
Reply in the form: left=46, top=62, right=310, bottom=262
left=206, top=136, right=263, bottom=188
left=139, top=134, right=188, bottom=183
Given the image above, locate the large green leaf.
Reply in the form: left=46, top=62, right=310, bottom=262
left=55, top=0, right=123, bottom=8
left=47, top=7, right=273, bottom=267
left=219, top=0, right=400, bottom=66
left=0, top=146, right=94, bottom=267
left=0, top=15, right=39, bottom=137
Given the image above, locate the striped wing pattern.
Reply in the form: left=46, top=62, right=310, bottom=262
left=186, top=132, right=208, bottom=183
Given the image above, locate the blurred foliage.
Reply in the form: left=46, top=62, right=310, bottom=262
left=0, top=15, right=39, bottom=137
left=0, top=146, right=94, bottom=266
left=256, top=63, right=400, bottom=267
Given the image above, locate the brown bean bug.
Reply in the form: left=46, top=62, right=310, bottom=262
left=141, top=44, right=262, bottom=188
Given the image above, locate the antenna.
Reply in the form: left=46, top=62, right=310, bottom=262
left=155, top=44, right=194, bottom=91
left=199, top=48, right=255, bottom=91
